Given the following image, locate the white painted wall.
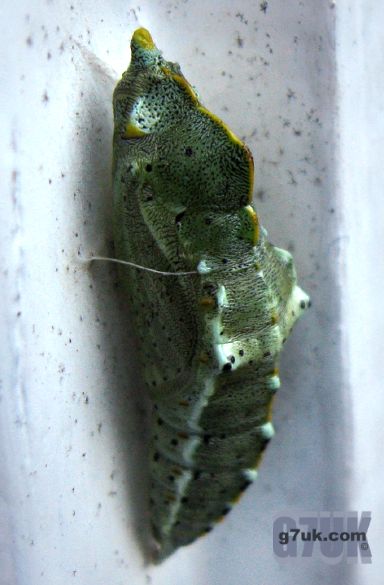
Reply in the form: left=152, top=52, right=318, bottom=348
left=337, top=2, right=384, bottom=584
left=0, top=1, right=380, bottom=584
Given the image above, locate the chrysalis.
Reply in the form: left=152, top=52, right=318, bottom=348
left=112, top=28, right=309, bottom=562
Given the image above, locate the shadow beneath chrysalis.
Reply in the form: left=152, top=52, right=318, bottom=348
left=74, top=45, right=153, bottom=564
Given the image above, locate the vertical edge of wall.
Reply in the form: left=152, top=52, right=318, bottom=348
left=337, top=2, right=383, bottom=582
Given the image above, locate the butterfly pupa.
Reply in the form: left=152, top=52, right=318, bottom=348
left=112, top=28, right=310, bottom=562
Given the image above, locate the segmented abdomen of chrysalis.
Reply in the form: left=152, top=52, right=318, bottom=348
left=112, top=28, right=310, bottom=562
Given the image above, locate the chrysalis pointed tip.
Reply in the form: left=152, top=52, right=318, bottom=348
left=131, top=27, right=156, bottom=51
left=150, top=538, right=176, bottom=564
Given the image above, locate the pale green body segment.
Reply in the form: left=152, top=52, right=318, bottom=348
left=112, top=28, right=309, bottom=562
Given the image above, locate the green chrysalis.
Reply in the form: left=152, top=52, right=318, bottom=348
left=112, top=28, right=309, bottom=562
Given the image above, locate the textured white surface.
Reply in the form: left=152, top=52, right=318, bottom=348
left=337, top=2, right=384, bottom=584
left=0, top=1, right=380, bottom=584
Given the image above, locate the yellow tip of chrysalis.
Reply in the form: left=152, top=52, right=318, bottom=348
left=132, top=28, right=156, bottom=50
